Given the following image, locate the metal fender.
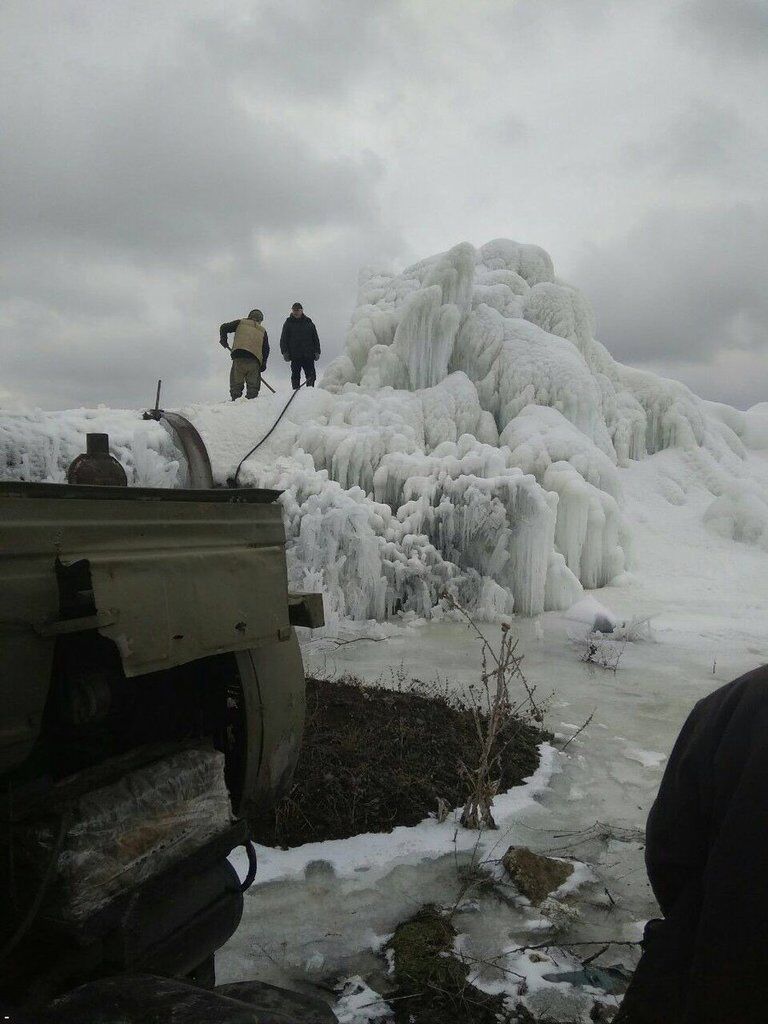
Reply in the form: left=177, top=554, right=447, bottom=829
left=234, top=629, right=306, bottom=820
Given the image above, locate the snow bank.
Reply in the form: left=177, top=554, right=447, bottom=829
left=230, top=743, right=561, bottom=888
left=3, top=237, right=764, bottom=621
left=334, top=977, right=391, bottom=1023
left=704, top=481, right=768, bottom=552
left=0, top=406, right=182, bottom=487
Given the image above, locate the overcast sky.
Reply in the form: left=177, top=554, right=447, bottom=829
left=2, top=0, right=767, bottom=411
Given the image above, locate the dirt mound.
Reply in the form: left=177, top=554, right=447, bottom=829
left=254, top=675, right=546, bottom=848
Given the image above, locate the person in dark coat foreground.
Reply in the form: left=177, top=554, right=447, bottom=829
left=280, top=302, right=321, bottom=389
left=615, top=663, right=768, bottom=1023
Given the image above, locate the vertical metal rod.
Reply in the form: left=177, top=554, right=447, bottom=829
left=154, top=379, right=162, bottom=415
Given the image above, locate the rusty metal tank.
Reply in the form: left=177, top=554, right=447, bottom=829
left=66, top=432, right=128, bottom=487
left=0, top=419, right=330, bottom=1021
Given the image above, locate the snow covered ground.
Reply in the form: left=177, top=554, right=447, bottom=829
left=3, top=237, right=768, bottom=1018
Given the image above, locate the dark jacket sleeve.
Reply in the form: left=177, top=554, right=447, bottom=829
left=220, top=320, right=240, bottom=347
left=619, top=666, right=768, bottom=1023
left=312, top=321, right=321, bottom=358
left=280, top=320, right=291, bottom=360
left=645, top=704, right=709, bottom=916
left=262, top=331, right=269, bottom=371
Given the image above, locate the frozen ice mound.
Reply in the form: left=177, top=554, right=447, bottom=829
left=565, top=596, right=622, bottom=635
left=743, top=402, right=768, bottom=451
left=3, top=238, right=763, bottom=621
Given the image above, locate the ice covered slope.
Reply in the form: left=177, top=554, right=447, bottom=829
left=2, top=239, right=764, bottom=622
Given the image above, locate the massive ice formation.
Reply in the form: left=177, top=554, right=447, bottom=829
left=2, top=239, right=763, bottom=622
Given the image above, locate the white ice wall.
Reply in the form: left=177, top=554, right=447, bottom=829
left=3, top=238, right=760, bottom=623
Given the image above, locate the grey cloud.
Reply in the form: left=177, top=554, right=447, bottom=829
left=197, top=1, right=391, bottom=99
left=677, top=0, right=768, bottom=57
left=511, top=0, right=637, bottom=33
left=0, top=219, right=401, bottom=409
left=2, top=0, right=767, bottom=414
left=574, top=203, right=768, bottom=369
left=1, top=48, right=384, bottom=260
left=0, top=3, right=402, bottom=409
left=625, top=101, right=747, bottom=178
left=486, top=113, right=531, bottom=147
left=643, top=351, right=768, bottom=410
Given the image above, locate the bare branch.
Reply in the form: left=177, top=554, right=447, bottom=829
left=305, top=635, right=389, bottom=648
left=504, top=938, right=642, bottom=956
left=559, top=709, right=596, bottom=752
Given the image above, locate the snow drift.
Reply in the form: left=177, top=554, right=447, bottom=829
left=2, top=238, right=764, bottom=622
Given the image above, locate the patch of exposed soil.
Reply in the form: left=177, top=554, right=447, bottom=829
left=385, top=905, right=509, bottom=1023
left=253, top=675, right=546, bottom=848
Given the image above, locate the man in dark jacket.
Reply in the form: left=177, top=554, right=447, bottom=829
left=615, top=663, right=768, bottom=1023
left=219, top=309, right=269, bottom=400
left=279, top=302, right=320, bottom=389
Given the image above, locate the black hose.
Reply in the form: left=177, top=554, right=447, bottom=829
left=227, top=383, right=305, bottom=488
left=239, top=841, right=258, bottom=892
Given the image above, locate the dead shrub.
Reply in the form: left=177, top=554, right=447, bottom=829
left=442, top=596, right=550, bottom=831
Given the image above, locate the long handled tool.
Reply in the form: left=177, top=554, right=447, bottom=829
left=225, top=344, right=275, bottom=393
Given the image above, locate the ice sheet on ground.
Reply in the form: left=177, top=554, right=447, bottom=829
left=620, top=744, right=667, bottom=769
left=218, top=424, right=768, bottom=1017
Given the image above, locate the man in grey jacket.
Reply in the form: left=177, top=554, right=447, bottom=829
left=219, top=309, right=270, bottom=400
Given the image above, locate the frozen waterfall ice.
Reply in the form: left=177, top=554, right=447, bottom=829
left=2, top=238, right=762, bottom=623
